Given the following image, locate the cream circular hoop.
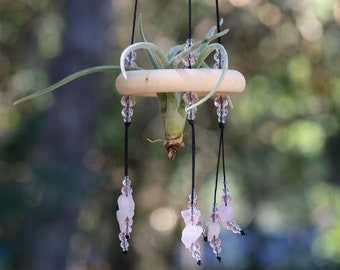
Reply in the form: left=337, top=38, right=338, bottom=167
left=115, top=69, right=246, bottom=97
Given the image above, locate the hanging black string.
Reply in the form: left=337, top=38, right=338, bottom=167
left=130, top=0, right=138, bottom=45
left=188, top=0, right=192, bottom=41
left=212, top=0, right=226, bottom=207
left=220, top=123, right=227, bottom=192
left=215, top=0, right=222, bottom=44
left=124, top=122, right=131, bottom=177
left=188, top=119, right=196, bottom=214
left=213, top=121, right=224, bottom=209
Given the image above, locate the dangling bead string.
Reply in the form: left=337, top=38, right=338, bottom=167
left=206, top=96, right=227, bottom=262
left=207, top=2, right=245, bottom=260
left=214, top=97, right=245, bottom=236
left=207, top=2, right=228, bottom=260
left=181, top=91, right=204, bottom=265
left=117, top=95, right=136, bottom=256
left=116, top=0, right=138, bottom=256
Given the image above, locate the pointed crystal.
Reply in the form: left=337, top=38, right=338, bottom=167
left=181, top=224, right=203, bottom=249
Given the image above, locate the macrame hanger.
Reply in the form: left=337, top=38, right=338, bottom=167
left=116, top=0, right=138, bottom=256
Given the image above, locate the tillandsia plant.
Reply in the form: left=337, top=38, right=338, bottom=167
left=14, top=17, right=230, bottom=160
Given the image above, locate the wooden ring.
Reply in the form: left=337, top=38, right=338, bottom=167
left=115, top=68, right=246, bottom=97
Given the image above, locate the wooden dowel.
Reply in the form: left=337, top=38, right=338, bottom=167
left=115, top=69, right=246, bottom=97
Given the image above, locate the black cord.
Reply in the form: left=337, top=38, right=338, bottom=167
left=213, top=123, right=224, bottom=210
left=220, top=124, right=227, bottom=191
left=188, top=0, right=192, bottom=41
left=124, top=122, right=131, bottom=177
left=188, top=119, right=196, bottom=215
left=130, top=0, right=138, bottom=45
left=215, top=0, right=222, bottom=44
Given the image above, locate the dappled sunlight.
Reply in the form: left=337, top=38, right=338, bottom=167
left=149, top=207, right=178, bottom=233
left=308, top=182, right=340, bottom=264
left=272, top=120, right=326, bottom=157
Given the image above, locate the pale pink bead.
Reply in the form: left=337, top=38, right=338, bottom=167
left=218, top=203, right=234, bottom=228
left=121, top=186, right=133, bottom=196
left=226, top=220, right=245, bottom=235
left=181, top=209, right=201, bottom=225
left=221, top=194, right=232, bottom=205
left=181, top=224, right=203, bottom=249
left=207, top=220, right=220, bottom=241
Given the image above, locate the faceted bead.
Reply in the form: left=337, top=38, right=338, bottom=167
left=190, top=242, right=200, bottom=252
left=181, top=209, right=201, bottom=225
left=213, top=50, right=225, bottom=69
left=121, top=185, right=132, bottom=196
left=182, top=55, right=197, bottom=67
left=121, top=96, right=136, bottom=108
left=225, top=220, right=244, bottom=234
left=122, top=176, right=132, bottom=186
left=217, top=107, right=228, bottom=118
left=120, top=240, right=129, bottom=250
left=182, top=39, right=197, bottom=67
left=121, top=108, right=133, bottom=119
left=184, top=38, right=194, bottom=49
left=183, top=92, right=199, bottom=105
left=124, top=51, right=137, bottom=67
left=192, top=249, right=201, bottom=259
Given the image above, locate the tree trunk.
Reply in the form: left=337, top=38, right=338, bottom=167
left=27, top=1, right=112, bottom=269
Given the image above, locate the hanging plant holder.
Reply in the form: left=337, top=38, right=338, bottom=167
left=14, top=0, right=248, bottom=265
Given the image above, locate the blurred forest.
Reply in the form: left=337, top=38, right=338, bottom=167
left=1, top=0, right=340, bottom=269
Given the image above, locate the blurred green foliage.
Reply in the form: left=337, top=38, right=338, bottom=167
left=1, top=0, right=340, bottom=269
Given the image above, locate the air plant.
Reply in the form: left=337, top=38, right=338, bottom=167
left=14, top=17, right=230, bottom=160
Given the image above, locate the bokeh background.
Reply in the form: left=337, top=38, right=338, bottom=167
left=1, top=0, right=340, bottom=269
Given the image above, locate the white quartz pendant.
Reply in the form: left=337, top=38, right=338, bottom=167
left=181, top=224, right=203, bottom=249
left=117, top=194, right=135, bottom=218
left=218, top=203, right=234, bottom=228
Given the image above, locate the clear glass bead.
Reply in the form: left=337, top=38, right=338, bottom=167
left=217, top=108, right=228, bottom=123
left=213, top=50, right=224, bottom=69
left=124, top=51, right=137, bottom=67
left=214, top=96, right=228, bottom=123
left=183, top=92, right=199, bottom=105
left=214, top=96, right=228, bottom=109
left=190, top=242, right=200, bottom=252
left=182, top=39, right=197, bottom=67
left=121, top=108, right=133, bottom=122
left=120, top=240, right=129, bottom=250
left=121, top=96, right=136, bottom=108
left=122, top=176, right=132, bottom=186
left=182, top=54, right=197, bottom=67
